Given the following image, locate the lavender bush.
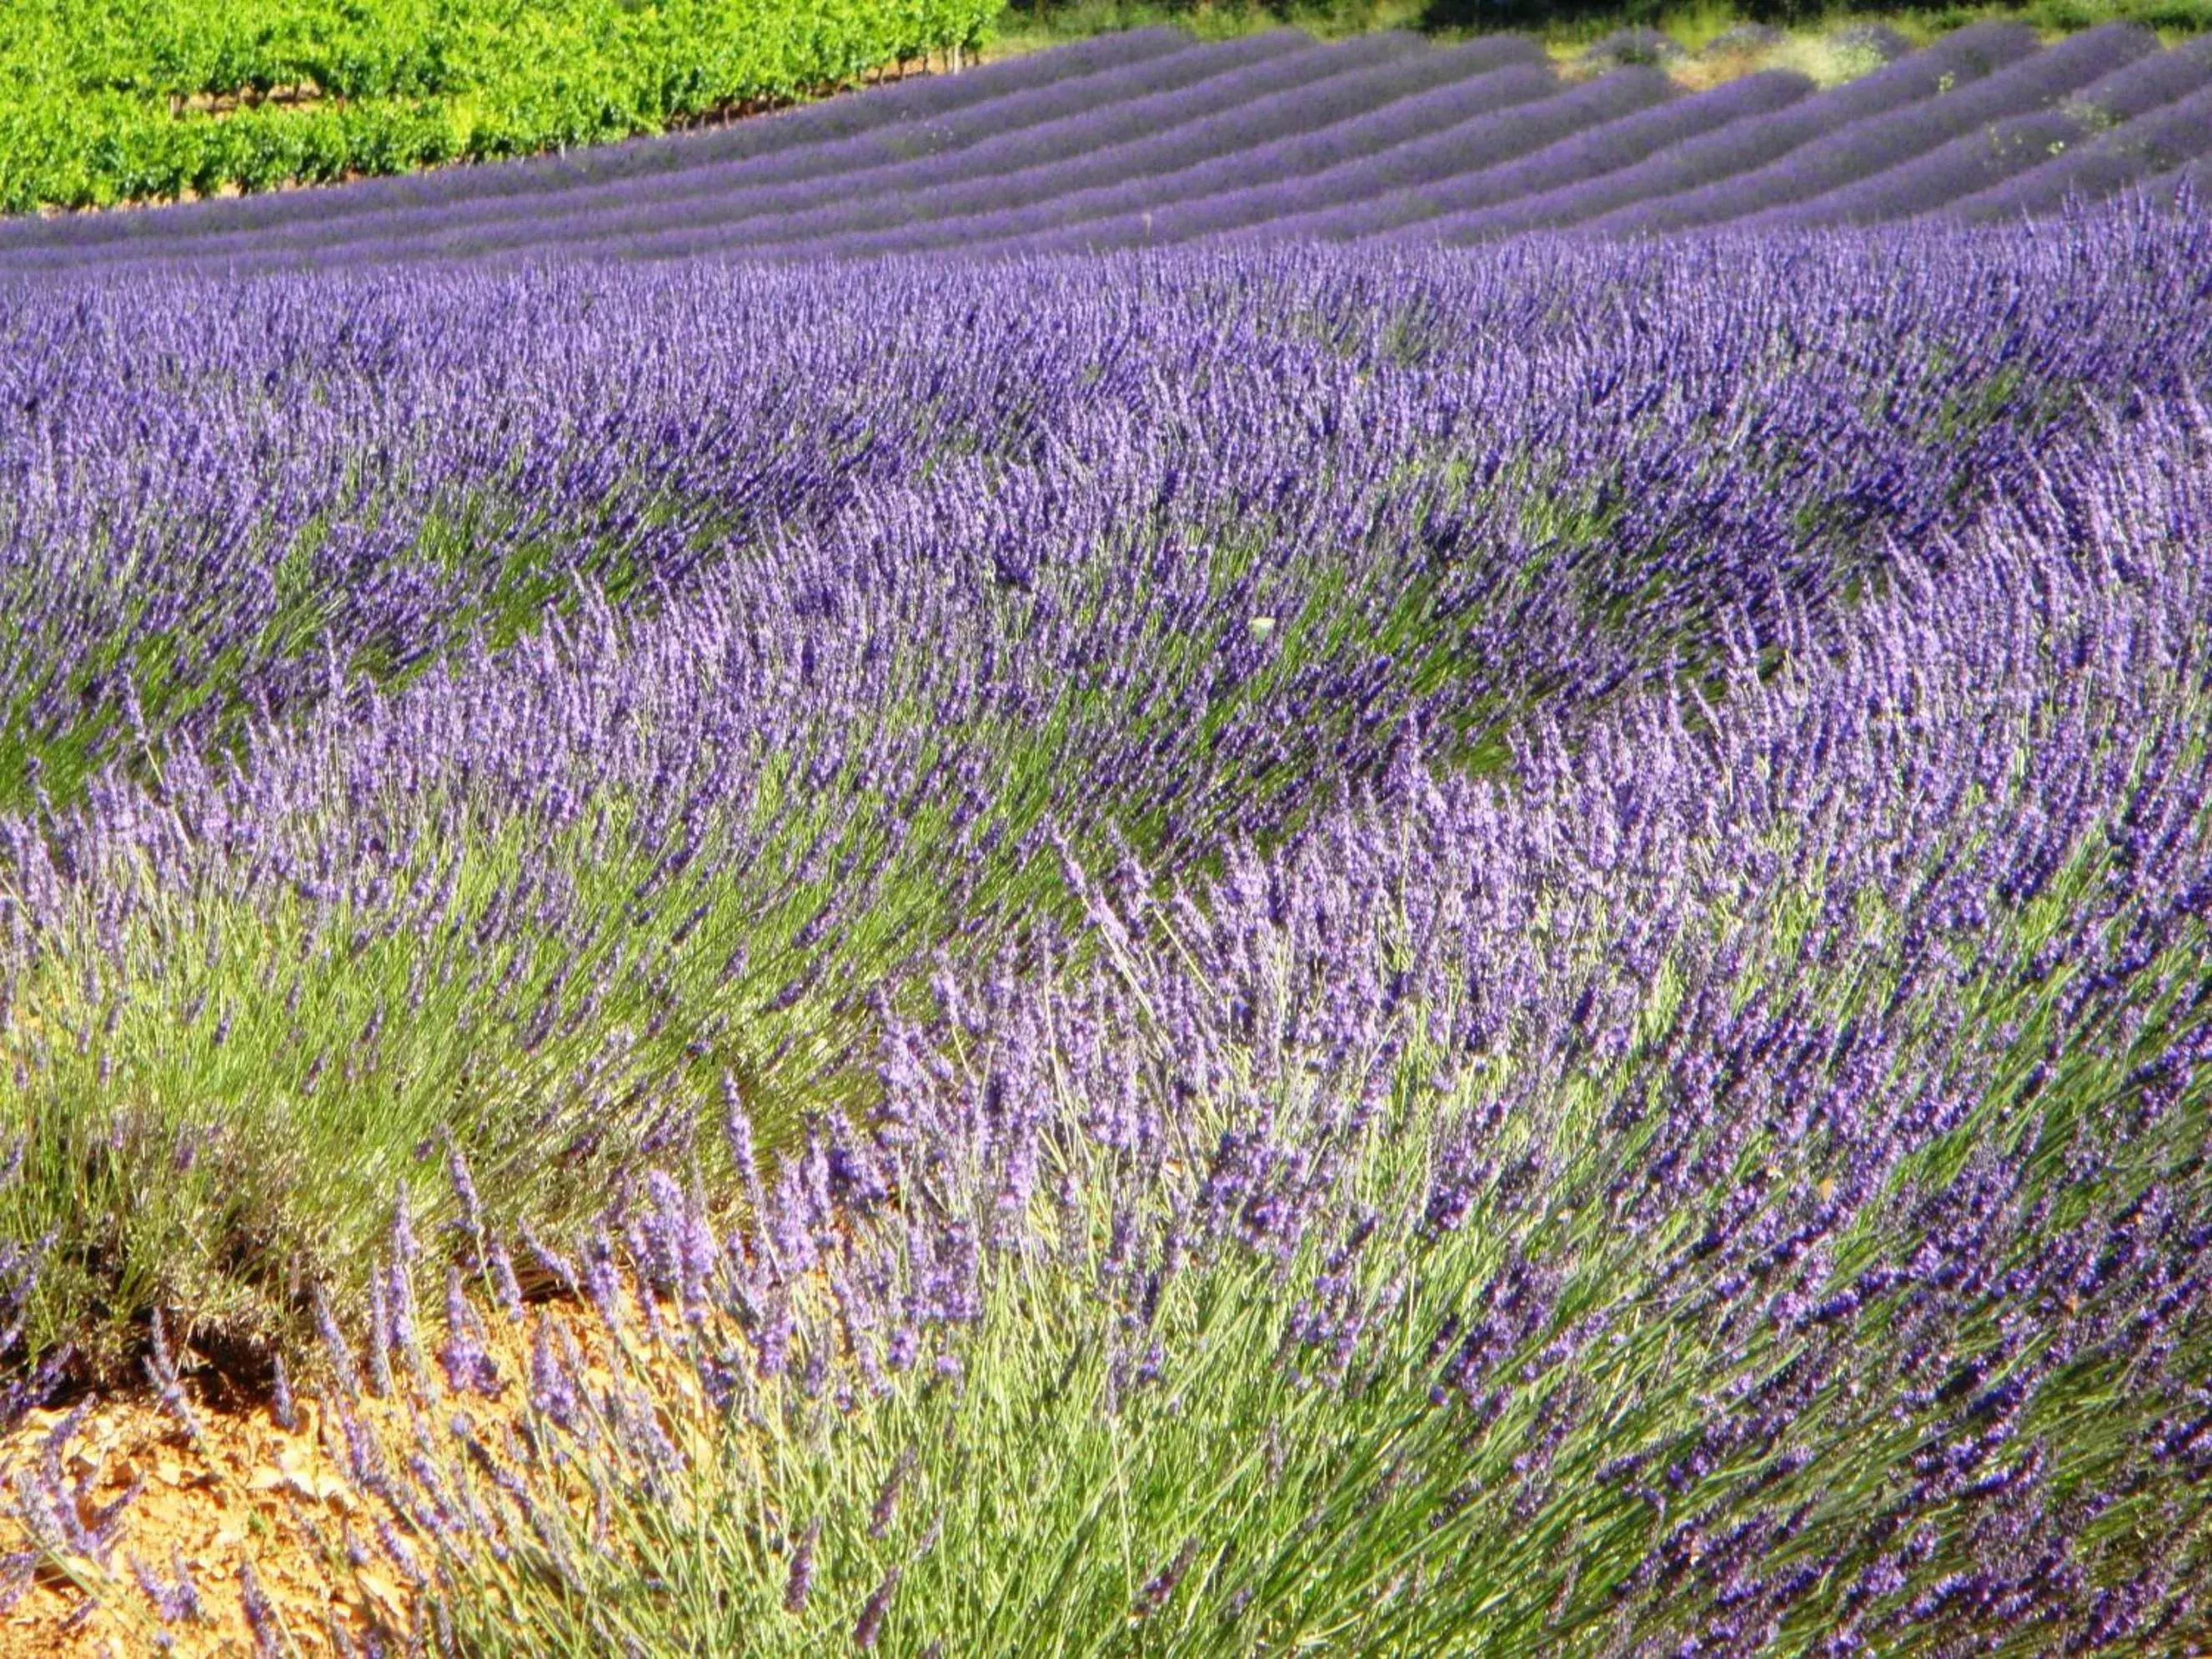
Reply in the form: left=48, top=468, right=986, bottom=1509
left=5, top=220, right=2209, bottom=1382
left=436, top=387, right=2207, bottom=1647
left=1583, top=24, right=2159, bottom=238
left=0, top=45, right=2209, bottom=1646
left=31, top=343, right=2206, bottom=1653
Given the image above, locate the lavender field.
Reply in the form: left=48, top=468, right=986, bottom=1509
left=0, top=26, right=2210, bottom=1657
left=4, top=23, right=2212, bottom=271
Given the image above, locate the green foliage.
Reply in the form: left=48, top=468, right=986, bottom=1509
left=0, top=0, right=999, bottom=213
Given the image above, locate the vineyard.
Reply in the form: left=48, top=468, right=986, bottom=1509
left=3, top=18, right=2212, bottom=1659
left=0, top=0, right=998, bottom=215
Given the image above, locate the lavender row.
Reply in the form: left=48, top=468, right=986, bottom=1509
left=755, top=26, right=2079, bottom=262
left=38, top=370, right=2212, bottom=1651
left=1748, top=40, right=2212, bottom=230
left=1579, top=23, right=2160, bottom=238
left=0, top=261, right=1085, bottom=806
left=421, top=33, right=1445, bottom=267
left=845, top=64, right=1657, bottom=262
left=0, top=259, right=1278, bottom=801
left=1412, top=23, right=2038, bottom=242
left=339, top=26, right=2184, bottom=263
left=584, top=41, right=1547, bottom=265
left=604, top=23, right=2172, bottom=258
left=0, top=32, right=1309, bottom=275
left=750, top=20, right=2028, bottom=259
left=1916, top=73, right=2212, bottom=223
left=12, top=216, right=2202, bottom=818
left=1271, top=70, right=1808, bottom=245
left=10, top=24, right=2212, bottom=270
left=178, top=32, right=1369, bottom=272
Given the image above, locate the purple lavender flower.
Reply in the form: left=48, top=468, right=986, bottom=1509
left=854, top=1564, right=901, bottom=1648
left=131, top=1549, right=204, bottom=1624
left=439, top=1267, right=504, bottom=1397
left=270, top=1352, right=298, bottom=1432
left=1137, top=1538, right=1201, bottom=1615
left=784, top=1518, right=820, bottom=1613
left=238, top=1558, right=284, bottom=1657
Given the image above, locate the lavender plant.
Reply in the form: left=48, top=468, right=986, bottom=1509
left=51, top=368, right=2203, bottom=1655
left=0, top=48, right=2208, bottom=1638
left=6, top=218, right=2207, bottom=1376
left=1944, top=80, right=2212, bottom=221
left=1580, top=24, right=2159, bottom=238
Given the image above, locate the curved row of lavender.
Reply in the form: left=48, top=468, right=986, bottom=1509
left=3, top=23, right=2209, bottom=271
left=7, top=213, right=2198, bottom=816
left=8, top=217, right=2209, bottom=1647
left=8, top=223, right=2208, bottom=1396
